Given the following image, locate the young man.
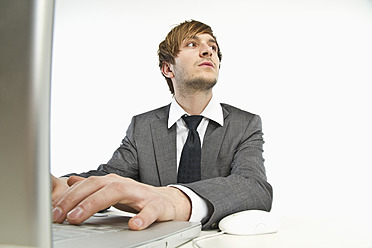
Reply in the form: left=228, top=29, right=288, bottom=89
left=52, top=20, right=273, bottom=231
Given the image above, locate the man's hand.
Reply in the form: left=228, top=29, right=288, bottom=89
left=52, top=174, right=192, bottom=230
left=51, top=175, right=69, bottom=202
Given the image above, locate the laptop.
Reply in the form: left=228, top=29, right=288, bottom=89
left=0, top=0, right=201, bottom=247
left=53, top=210, right=200, bottom=248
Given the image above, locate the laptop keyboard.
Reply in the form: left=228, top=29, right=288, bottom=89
left=52, top=223, right=130, bottom=241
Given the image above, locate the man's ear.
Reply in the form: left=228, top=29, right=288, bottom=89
left=161, top=62, right=174, bottom=78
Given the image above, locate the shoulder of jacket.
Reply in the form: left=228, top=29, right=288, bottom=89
left=220, top=103, right=257, bottom=117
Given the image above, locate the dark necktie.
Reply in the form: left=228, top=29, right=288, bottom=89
left=177, top=115, right=203, bottom=183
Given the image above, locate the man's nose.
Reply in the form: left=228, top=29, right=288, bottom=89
left=200, top=44, right=213, bottom=57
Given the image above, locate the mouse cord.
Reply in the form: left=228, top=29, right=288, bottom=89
left=192, top=231, right=226, bottom=248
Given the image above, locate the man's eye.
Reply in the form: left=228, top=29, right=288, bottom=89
left=187, top=42, right=196, bottom=47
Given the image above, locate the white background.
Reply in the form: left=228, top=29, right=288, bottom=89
left=51, top=0, right=372, bottom=219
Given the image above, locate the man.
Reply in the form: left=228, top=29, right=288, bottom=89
left=52, top=20, right=273, bottom=231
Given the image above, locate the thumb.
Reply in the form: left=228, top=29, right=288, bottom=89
left=67, top=176, right=86, bottom=186
left=128, top=200, right=174, bottom=231
left=128, top=204, right=159, bottom=231
left=128, top=216, right=147, bottom=231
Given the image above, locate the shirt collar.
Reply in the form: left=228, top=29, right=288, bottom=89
left=168, top=96, right=224, bottom=129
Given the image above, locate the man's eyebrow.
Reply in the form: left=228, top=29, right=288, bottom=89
left=184, top=36, right=217, bottom=45
left=208, top=38, right=217, bottom=45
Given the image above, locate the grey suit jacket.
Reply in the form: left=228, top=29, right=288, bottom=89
left=73, top=103, right=273, bottom=229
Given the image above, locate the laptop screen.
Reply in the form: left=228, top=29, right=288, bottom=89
left=0, top=0, right=55, bottom=247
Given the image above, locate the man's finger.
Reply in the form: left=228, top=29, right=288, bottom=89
left=52, top=176, right=107, bottom=223
left=65, top=179, right=128, bottom=224
left=128, top=203, right=160, bottom=230
left=67, top=176, right=86, bottom=186
left=128, top=199, right=175, bottom=230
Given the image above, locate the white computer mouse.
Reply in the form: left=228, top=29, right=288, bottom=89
left=218, top=210, right=280, bottom=235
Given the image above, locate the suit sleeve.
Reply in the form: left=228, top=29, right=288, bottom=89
left=183, top=113, right=273, bottom=229
left=63, top=117, right=140, bottom=180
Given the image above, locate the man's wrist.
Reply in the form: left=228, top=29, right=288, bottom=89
left=168, top=185, right=211, bottom=223
left=158, top=186, right=191, bottom=221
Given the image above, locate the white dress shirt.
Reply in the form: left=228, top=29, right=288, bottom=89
left=168, top=96, right=224, bottom=222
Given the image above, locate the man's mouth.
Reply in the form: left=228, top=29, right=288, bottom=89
left=199, top=61, right=214, bottom=68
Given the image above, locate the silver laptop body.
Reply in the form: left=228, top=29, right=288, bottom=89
left=0, top=0, right=54, bottom=247
left=0, top=0, right=200, bottom=247
left=53, top=211, right=200, bottom=248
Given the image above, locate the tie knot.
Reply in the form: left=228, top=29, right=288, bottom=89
left=182, top=115, right=203, bottom=131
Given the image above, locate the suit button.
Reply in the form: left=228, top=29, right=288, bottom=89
left=211, top=222, right=218, bottom=229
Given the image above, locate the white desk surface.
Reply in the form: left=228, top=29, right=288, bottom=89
left=180, top=216, right=372, bottom=248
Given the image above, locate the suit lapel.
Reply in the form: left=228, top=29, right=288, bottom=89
left=150, top=104, right=230, bottom=184
left=201, top=106, right=229, bottom=178
left=150, top=106, right=178, bottom=185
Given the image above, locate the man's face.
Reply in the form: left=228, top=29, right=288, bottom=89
left=170, top=33, right=220, bottom=94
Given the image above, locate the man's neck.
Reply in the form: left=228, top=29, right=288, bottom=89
left=174, top=91, right=213, bottom=115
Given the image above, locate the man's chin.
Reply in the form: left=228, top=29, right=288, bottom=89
left=186, top=77, right=217, bottom=92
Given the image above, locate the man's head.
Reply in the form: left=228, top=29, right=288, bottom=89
left=158, top=20, right=222, bottom=94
